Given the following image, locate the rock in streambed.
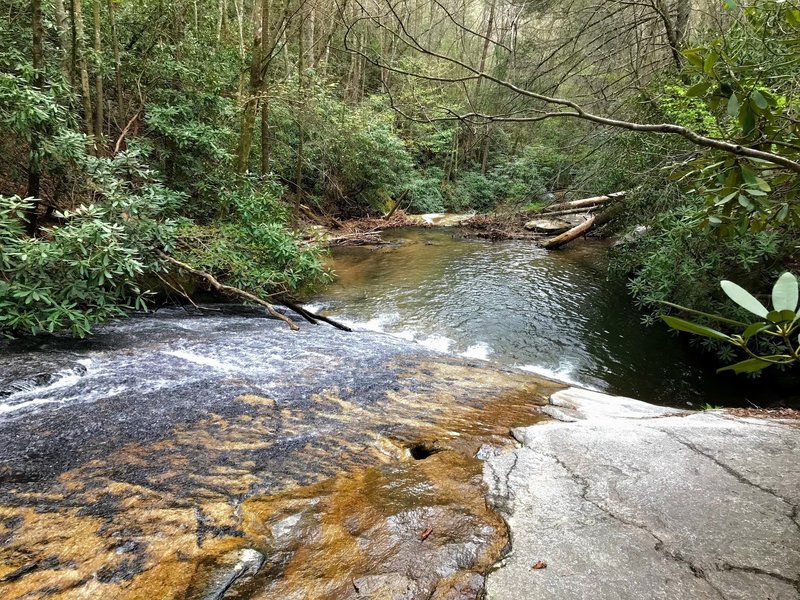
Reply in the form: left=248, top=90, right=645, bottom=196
left=0, top=306, right=562, bottom=599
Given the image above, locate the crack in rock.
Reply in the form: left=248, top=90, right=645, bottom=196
left=538, top=448, right=730, bottom=600
left=655, top=427, right=800, bottom=536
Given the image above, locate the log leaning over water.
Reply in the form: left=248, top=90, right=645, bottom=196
left=542, top=203, right=624, bottom=250
left=279, top=299, right=353, bottom=332
left=543, top=191, right=625, bottom=213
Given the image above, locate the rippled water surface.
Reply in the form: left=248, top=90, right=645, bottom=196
left=312, top=227, right=794, bottom=407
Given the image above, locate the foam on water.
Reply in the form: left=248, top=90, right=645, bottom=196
left=161, top=350, right=234, bottom=371
left=516, top=362, right=595, bottom=389
left=0, top=398, right=61, bottom=415
left=459, top=342, right=492, bottom=361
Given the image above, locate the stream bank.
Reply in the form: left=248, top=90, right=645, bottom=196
left=485, top=388, right=800, bottom=600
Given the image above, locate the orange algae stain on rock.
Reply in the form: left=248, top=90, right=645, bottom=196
left=0, top=358, right=562, bottom=599
left=220, top=450, right=510, bottom=599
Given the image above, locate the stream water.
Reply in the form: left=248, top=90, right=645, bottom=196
left=311, top=227, right=796, bottom=408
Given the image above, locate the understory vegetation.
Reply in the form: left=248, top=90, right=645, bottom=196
left=1, top=0, right=798, bottom=377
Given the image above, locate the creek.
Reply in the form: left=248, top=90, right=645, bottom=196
left=0, top=226, right=794, bottom=599
left=311, top=227, right=795, bottom=408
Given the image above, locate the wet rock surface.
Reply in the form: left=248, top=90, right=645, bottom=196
left=484, top=388, right=800, bottom=600
left=0, top=306, right=561, bottom=599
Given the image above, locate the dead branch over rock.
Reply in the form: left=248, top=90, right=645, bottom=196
left=157, top=251, right=300, bottom=330
left=158, top=252, right=353, bottom=332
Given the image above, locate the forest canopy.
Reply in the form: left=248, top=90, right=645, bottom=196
left=1, top=0, right=798, bottom=349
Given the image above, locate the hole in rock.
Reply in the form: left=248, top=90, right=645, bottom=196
left=407, top=443, right=440, bottom=460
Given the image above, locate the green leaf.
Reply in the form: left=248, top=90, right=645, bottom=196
left=771, top=272, right=798, bottom=312
left=720, top=280, right=769, bottom=318
left=727, top=93, right=740, bottom=117
left=751, top=90, right=768, bottom=110
left=742, top=322, right=770, bottom=340
left=766, top=310, right=796, bottom=324
left=718, top=357, right=780, bottom=374
left=703, top=52, right=719, bottom=74
left=740, top=165, right=758, bottom=185
left=740, top=104, right=756, bottom=136
left=683, top=50, right=704, bottom=69
left=686, top=81, right=712, bottom=97
left=661, top=315, right=733, bottom=342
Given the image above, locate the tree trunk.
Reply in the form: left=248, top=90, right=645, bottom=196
left=107, top=0, right=124, bottom=126
left=26, top=0, right=45, bottom=235
left=217, top=0, right=227, bottom=42
left=235, top=0, right=264, bottom=174
left=92, top=0, right=104, bottom=152
left=294, top=12, right=305, bottom=201
left=72, top=0, right=94, bottom=141
left=675, top=0, right=690, bottom=46
left=53, top=0, right=71, bottom=78
left=476, top=0, right=495, bottom=174
left=259, top=0, right=272, bottom=176
left=654, top=0, right=683, bottom=69
left=542, top=203, right=624, bottom=249
left=543, top=192, right=626, bottom=213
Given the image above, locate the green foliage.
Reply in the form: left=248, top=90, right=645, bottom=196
left=486, top=147, right=550, bottom=206
left=0, top=192, right=172, bottom=338
left=144, top=92, right=237, bottom=217
left=661, top=272, right=800, bottom=374
left=655, top=85, right=720, bottom=137
left=406, top=168, right=446, bottom=213
left=174, top=182, right=330, bottom=297
left=675, top=1, right=800, bottom=230
left=615, top=188, right=787, bottom=320
left=444, top=171, right=494, bottom=212
left=264, top=85, right=414, bottom=214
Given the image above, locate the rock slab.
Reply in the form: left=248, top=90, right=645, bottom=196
left=484, top=387, right=800, bottom=600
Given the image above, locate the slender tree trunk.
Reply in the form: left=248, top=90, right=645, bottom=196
left=675, top=0, right=690, bottom=46
left=107, top=0, right=123, bottom=125
left=294, top=12, right=305, bottom=201
left=53, top=0, right=71, bottom=78
left=92, top=0, right=104, bottom=152
left=259, top=0, right=272, bottom=176
left=654, top=0, right=683, bottom=69
left=236, top=0, right=264, bottom=173
left=217, top=0, right=228, bottom=44
left=26, top=0, right=45, bottom=235
left=477, top=0, right=496, bottom=174
left=233, top=0, right=246, bottom=100
left=72, top=0, right=94, bottom=141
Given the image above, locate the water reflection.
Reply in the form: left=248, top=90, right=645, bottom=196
left=313, top=228, right=795, bottom=407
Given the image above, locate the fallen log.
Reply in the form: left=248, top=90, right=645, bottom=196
left=537, top=206, right=602, bottom=218
left=544, top=191, right=625, bottom=213
left=542, top=203, right=625, bottom=250
left=279, top=299, right=353, bottom=332
left=383, top=190, right=409, bottom=220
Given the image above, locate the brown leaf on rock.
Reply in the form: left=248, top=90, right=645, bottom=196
left=532, top=560, right=548, bottom=570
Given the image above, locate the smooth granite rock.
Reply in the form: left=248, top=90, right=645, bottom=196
left=484, top=387, right=800, bottom=600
